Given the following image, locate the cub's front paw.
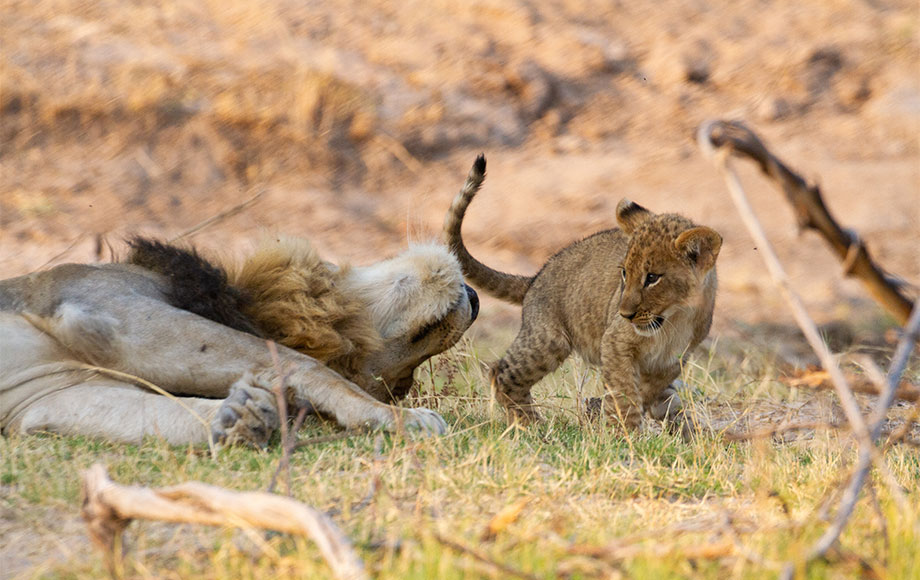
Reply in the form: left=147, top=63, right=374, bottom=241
left=385, top=407, right=448, bottom=436
left=582, top=394, right=641, bottom=432
left=211, top=382, right=279, bottom=448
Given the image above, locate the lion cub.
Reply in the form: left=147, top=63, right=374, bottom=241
left=444, top=155, right=721, bottom=431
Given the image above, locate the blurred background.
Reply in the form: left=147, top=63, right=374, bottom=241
left=1, top=0, right=917, bottom=343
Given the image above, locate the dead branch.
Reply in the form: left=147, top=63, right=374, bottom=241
left=804, top=301, right=920, bottom=564
left=569, top=538, right=735, bottom=562
left=698, top=119, right=872, bottom=443
left=433, top=533, right=541, bottom=580
left=779, top=371, right=919, bottom=402
left=698, top=119, right=920, bottom=577
left=723, top=420, right=842, bottom=442
left=701, top=120, right=913, bottom=325
left=168, top=186, right=265, bottom=243
left=266, top=340, right=293, bottom=496
left=81, top=464, right=367, bottom=580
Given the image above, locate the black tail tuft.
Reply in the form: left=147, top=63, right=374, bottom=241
left=126, top=237, right=262, bottom=337
left=473, top=153, right=486, bottom=177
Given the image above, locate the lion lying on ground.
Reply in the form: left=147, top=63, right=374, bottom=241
left=0, top=235, right=479, bottom=447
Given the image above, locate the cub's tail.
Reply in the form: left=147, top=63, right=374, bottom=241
left=443, top=155, right=533, bottom=305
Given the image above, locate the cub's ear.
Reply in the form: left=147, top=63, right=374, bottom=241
left=675, top=226, right=722, bottom=271
left=615, top=198, right=653, bottom=234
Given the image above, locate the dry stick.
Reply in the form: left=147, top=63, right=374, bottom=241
left=267, top=406, right=310, bottom=495
left=702, top=120, right=913, bottom=325
left=698, top=120, right=919, bottom=574
left=266, top=340, right=293, bottom=496
left=81, top=464, right=368, bottom=580
left=805, top=301, right=920, bottom=565
left=433, top=533, right=541, bottom=580
left=723, top=420, right=843, bottom=442
left=697, top=120, right=872, bottom=444
left=36, top=234, right=87, bottom=270
left=780, top=372, right=919, bottom=403
left=168, top=186, right=266, bottom=243
left=265, top=340, right=317, bottom=497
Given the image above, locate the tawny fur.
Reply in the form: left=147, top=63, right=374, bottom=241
left=228, top=236, right=382, bottom=367
left=0, top=236, right=478, bottom=446
left=444, top=155, right=721, bottom=432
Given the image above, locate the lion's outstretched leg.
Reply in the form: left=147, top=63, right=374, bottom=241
left=11, top=381, right=224, bottom=445
left=44, top=291, right=447, bottom=439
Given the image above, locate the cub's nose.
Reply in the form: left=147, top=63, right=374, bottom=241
left=620, top=310, right=637, bottom=321
left=465, top=284, right=479, bottom=322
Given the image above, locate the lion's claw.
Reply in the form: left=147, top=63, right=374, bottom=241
left=210, top=382, right=279, bottom=448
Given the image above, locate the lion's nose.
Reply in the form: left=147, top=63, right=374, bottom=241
left=620, top=310, right=637, bottom=321
left=465, top=284, right=479, bottom=322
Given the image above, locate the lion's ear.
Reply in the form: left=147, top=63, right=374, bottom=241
left=675, top=226, right=722, bottom=271
left=616, top=198, right=653, bottom=234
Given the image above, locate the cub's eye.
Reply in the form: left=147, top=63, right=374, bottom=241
left=620, top=268, right=626, bottom=282
left=644, top=273, right=661, bottom=287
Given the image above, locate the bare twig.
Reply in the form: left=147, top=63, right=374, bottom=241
left=698, top=120, right=872, bottom=443
left=265, top=340, right=314, bottom=496
left=701, top=120, right=913, bottom=324
left=779, top=371, right=919, bottom=402
left=805, top=301, right=920, bottom=564
left=570, top=538, right=735, bottom=562
left=266, top=341, right=294, bottom=496
left=723, top=420, right=842, bottom=442
left=168, top=187, right=265, bottom=243
left=36, top=234, right=88, bottom=270
left=433, top=533, right=541, bottom=580
left=698, top=120, right=919, bottom=576
left=81, top=464, right=367, bottom=580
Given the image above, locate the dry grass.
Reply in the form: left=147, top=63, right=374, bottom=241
left=2, top=336, right=918, bottom=579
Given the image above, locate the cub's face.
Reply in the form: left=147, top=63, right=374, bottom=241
left=344, top=244, right=479, bottom=401
left=615, top=201, right=721, bottom=337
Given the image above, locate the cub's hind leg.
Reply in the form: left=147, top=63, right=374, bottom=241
left=491, top=323, right=571, bottom=424
left=648, top=383, right=683, bottom=422
left=648, top=380, right=696, bottom=440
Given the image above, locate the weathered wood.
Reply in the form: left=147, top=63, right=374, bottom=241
left=81, top=464, right=367, bottom=580
left=703, top=120, right=914, bottom=325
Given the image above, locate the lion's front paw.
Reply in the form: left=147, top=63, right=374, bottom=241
left=386, top=407, right=448, bottom=436
left=211, top=382, right=279, bottom=448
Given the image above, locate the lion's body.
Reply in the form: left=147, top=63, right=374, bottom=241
left=0, top=237, right=478, bottom=446
left=444, top=156, right=720, bottom=430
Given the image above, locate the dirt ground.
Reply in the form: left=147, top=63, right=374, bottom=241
left=2, top=0, right=917, bottom=341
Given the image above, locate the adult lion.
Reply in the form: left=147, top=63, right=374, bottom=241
left=0, top=235, right=479, bottom=447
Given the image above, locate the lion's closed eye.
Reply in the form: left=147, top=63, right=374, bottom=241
left=410, top=319, right=440, bottom=343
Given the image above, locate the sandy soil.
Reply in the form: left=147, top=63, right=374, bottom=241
left=1, top=0, right=917, bottom=335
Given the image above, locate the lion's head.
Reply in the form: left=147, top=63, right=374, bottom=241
left=341, top=243, right=479, bottom=401
left=232, top=237, right=478, bottom=402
